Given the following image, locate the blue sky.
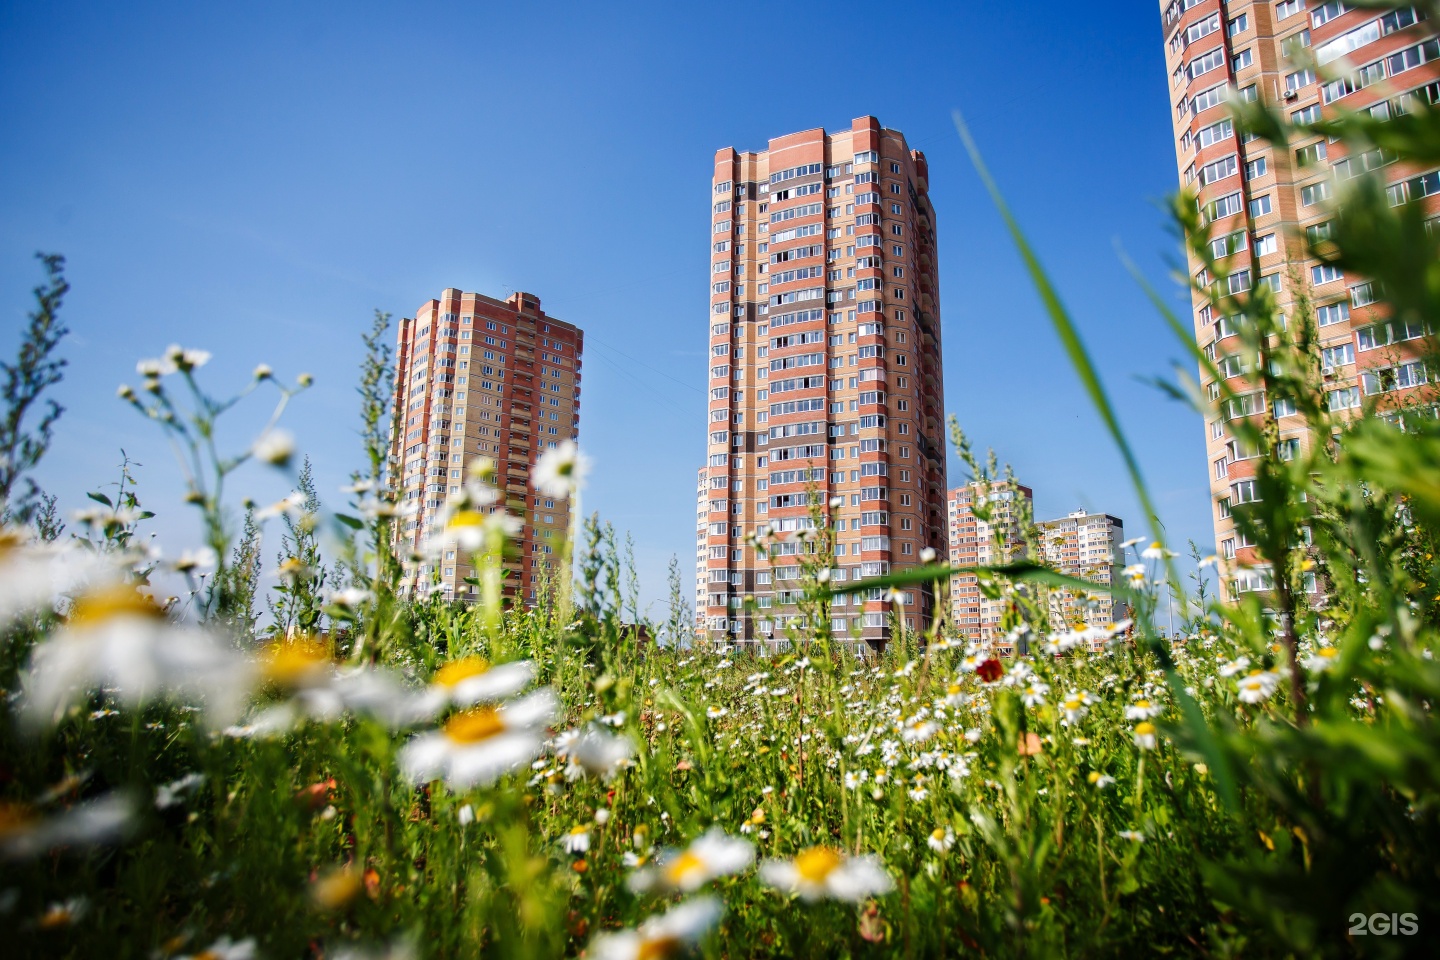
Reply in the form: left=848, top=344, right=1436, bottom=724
left=0, top=1, right=1212, bottom=615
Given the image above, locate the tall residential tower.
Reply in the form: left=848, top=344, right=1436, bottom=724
left=701, top=116, right=948, bottom=649
left=1159, top=1, right=1439, bottom=598
left=393, top=289, right=583, bottom=604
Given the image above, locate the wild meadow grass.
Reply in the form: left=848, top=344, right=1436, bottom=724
left=2, top=76, right=1440, bottom=959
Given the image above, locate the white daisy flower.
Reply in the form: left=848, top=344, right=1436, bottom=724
left=252, top=429, right=296, bottom=468
left=0, top=792, right=138, bottom=860
left=556, top=725, right=636, bottom=781
left=416, top=657, right=535, bottom=716
left=588, top=897, right=723, bottom=960
left=1118, top=830, right=1145, bottom=843
left=1132, top=722, right=1159, bottom=750
left=532, top=440, right=591, bottom=499
left=927, top=826, right=955, bottom=853
left=1218, top=656, right=1251, bottom=678
left=1124, top=699, right=1164, bottom=720
left=627, top=828, right=755, bottom=894
left=177, top=937, right=255, bottom=960
left=759, top=847, right=894, bottom=901
left=562, top=825, right=591, bottom=854
left=398, top=688, right=558, bottom=789
left=1302, top=646, right=1339, bottom=672
left=1087, top=772, right=1116, bottom=789
left=1236, top=669, right=1281, bottom=704
left=20, top=583, right=253, bottom=731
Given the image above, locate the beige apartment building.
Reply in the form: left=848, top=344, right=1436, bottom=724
left=1036, top=510, right=1128, bottom=636
left=1159, top=1, right=1439, bottom=599
left=392, top=289, right=582, bottom=604
left=948, top=481, right=1034, bottom=642
left=700, top=116, right=948, bottom=650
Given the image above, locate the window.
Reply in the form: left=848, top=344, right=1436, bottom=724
left=1358, top=318, right=1428, bottom=350
left=1199, top=155, right=1238, bottom=185
left=1276, top=1, right=1307, bottom=22
left=1317, top=301, right=1350, bottom=326
left=1282, top=29, right=1312, bottom=58
left=1228, top=12, right=1250, bottom=35
left=1274, top=397, right=1298, bottom=417
left=1311, top=263, right=1343, bottom=285
left=1188, top=46, right=1226, bottom=80
left=1328, top=386, right=1362, bottom=410
left=1311, top=1, right=1349, bottom=27
left=1286, top=68, right=1317, bottom=93
left=1249, top=194, right=1273, bottom=217
left=1232, top=48, right=1254, bottom=71
left=1387, top=170, right=1440, bottom=206
left=1208, top=191, right=1244, bottom=220
left=1255, top=233, right=1277, bottom=256
left=1306, top=221, right=1334, bottom=245
left=1322, top=343, right=1355, bottom=368
left=1292, top=104, right=1322, bottom=124
left=1191, top=83, right=1227, bottom=115
left=1245, top=157, right=1268, bottom=180
left=1350, top=281, right=1379, bottom=307
left=1232, top=479, right=1261, bottom=504
left=1300, top=181, right=1332, bottom=206
left=1197, top=118, right=1233, bottom=148
left=1212, top=230, right=1248, bottom=259
left=1363, top=361, right=1429, bottom=395
left=1295, top=141, right=1328, bottom=167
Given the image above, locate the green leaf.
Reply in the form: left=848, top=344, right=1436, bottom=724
left=1166, top=671, right=1240, bottom=817
left=335, top=513, right=364, bottom=530
left=87, top=491, right=113, bottom=507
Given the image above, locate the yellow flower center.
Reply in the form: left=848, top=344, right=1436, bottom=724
left=261, top=637, right=330, bottom=684
left=443, top=707, right=507, bottom=743
left=38, top=907, right=74, bottom=929
left=663, top=849, right=705, bottom=885
left=68, top=583, right=166, bottom=626
left=0, top=801, right=35, bottom=837
left=930, top=828, right=947, bottom=842
left=433, top=657, right=491, bottom=688
left=1135, top=700, right=1151, bottom=709
left=447, top=509, right=486, bottom=530
left=1087, top=771, right=1101, bottom=783
left=637, top=935, right=683, bottom=960
left=1135, top=722, right=1156, bottom=736
left=946, top=684, right=962, bottom=696
left=794, top=846, right=843, bottom=883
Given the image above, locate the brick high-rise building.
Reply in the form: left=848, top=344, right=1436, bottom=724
left=393, top=289, right=583, bottom=603
left=1158, top=1, right=1439, bottom=598
left=1036, top=510, right=1127, bottom=636
left=947, top=481, right=1033, bottom=642
left=701, top=116, right=948, bottom=649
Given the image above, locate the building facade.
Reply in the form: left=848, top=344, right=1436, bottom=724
left=947, top=481, right=1034, bottom=642
left=695, top=465, right=709, bottom=629
left=701, top=116, right=948, bottom=649
left=1035, top=510, right=1126, bottom=635
left=1158, top=0, right=1439, bottom=598
left=392, top=289, right=583, bottom=603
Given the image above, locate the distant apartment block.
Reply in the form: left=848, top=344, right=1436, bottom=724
left=700, top=116, right=948, bottom=649
left=1158, top=0, right=1440, bottom=598
left=947, top=481, right=1033, bottom=642
left=695, top=465, right=709, bottom=628
left=1035, top=509, right=1127, bottom=634
left=392, top=289, right=583, bottom=603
